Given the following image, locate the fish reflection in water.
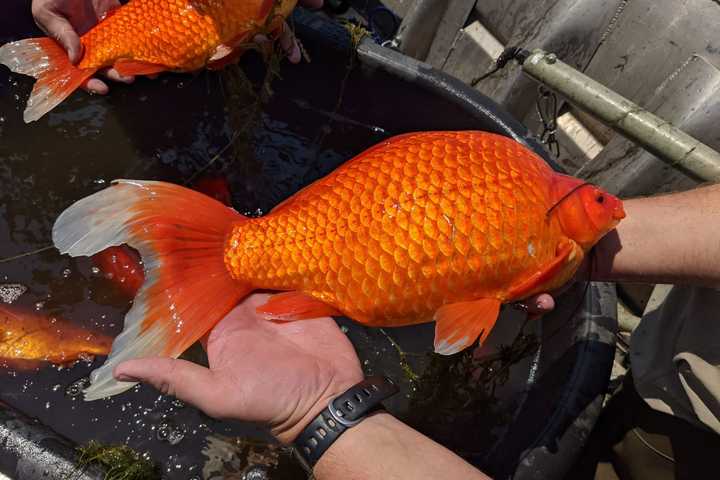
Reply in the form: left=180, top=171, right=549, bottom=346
left=0, top=304, right=111, bottom=370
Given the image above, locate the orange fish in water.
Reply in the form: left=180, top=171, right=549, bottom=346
left=52, top=131, right=625, bottom=400
left=90, top=176, right=233, bottom=298
left=0, top=304, right=112, bottom=370
left=92, top=246, right=145, bottom=298
left=0, top=0, right=296, bottom=122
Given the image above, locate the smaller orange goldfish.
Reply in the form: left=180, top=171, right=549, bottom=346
left=90, top=175, right=233, bottom=298
left=92, top=246, right=145, bottom=299
left=0, top=0, right=298, bottom=122
left=0, top=304, right=112, bottom=370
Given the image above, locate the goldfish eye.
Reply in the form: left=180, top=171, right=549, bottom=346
left=596, top=195, right=605, bottom=204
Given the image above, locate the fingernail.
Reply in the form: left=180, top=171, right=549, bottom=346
left=115, top=373, right=140, bottom=382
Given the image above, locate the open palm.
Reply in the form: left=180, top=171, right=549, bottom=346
left=115, top=293, right=364, bottom=443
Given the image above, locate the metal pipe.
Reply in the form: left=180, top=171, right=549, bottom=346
left=0, top=402, right=105, bottom=480
left=520, top=48, right=720, bottom=182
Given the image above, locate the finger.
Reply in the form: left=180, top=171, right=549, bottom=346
left=82, top=78, right=109, bottom=95
left=279, top=22, right=301, bottom=63
left=515, top=293, right=556, bottom=316
left=114, top=357, right=220, bottom=412
left=32, top=9, right=83, bottom=63
left=102, top=68, right=135, bottom=84
left=300, top=0, right=324, bottom=8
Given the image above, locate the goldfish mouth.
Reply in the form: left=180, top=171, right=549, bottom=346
left=613, top=203, right=627, bottom=221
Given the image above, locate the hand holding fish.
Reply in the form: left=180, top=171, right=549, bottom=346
left=113, top=293, right=364, bottom=444
left=31, top=0, right=133, bottom=94
left=114, top=295, right=492, bottom=479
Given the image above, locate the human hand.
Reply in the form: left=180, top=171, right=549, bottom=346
left=258, top=0, right=324, bottom=63
left=31, top=0, right=134, bottom=94
left=515, top=253, right=593, bottom=319
left=113, top=292, right=364, bottom=444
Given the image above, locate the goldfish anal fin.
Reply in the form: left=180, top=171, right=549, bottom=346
left=53, top=180, right=252, bottom=401
left=506, top=240, right=582, bottom=300
left=0, top=37, right=97, bottom=123
left=113, top=59, right=168, bottom=76
left=256, top=291, right=342, bottom=321
left=433, top=298, right=501, bottom=355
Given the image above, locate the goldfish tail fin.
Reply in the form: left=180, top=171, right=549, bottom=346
left=0, top=38, right=97, bottom=123
left=52, top=180, right=251, bottom=401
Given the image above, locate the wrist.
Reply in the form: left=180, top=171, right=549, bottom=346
left=286, top=375, right=399, bottom=467
left=273, top=377, right=360, bottom=444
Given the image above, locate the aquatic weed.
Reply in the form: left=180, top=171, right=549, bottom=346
left=74, top=440, right=161, bottom=480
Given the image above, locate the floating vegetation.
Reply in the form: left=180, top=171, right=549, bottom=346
left=341, top=20, right=371, bottom=50
left=75, top=440, right=161, bottom=480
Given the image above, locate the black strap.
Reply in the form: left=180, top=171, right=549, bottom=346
left=294, top=375, right=398, bottom=467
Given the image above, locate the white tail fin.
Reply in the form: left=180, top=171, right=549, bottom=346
left=52, top=180, right=252, bottom=400
left=0, top=37, right=96, bottom=122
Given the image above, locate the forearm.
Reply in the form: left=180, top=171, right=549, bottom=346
left=314, top=412, right=491, bottom=480
left=592, top=183, right=720, bottom=287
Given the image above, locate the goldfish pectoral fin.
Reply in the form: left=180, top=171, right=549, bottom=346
left=0, top=37, right=97, bottom=123
left=113, top=59, right=168, bottom=76
left=256, top=291, right=342, bottom=321
left=506, top=239, right=582, bottom=300
left=433, top=299, right=501, bottom=355
left=52, top=180, right=253, bottom=401
left=207, top=34, right=252, bottom=70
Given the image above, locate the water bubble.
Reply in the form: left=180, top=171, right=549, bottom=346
left=0, top=283, right=27, bottom=304
left=45, top=401, right=51, bottom=409
left=340, top=325, right=349, bottom=334
left=35, top=301, right=44, bottom=310
left=91, top=267, right=100, bottom=275
left=51, top=384, right=62, bottom=392
left=62, top=268, right=72, bottom=278
left=156, top=422, right=186, bottom=445
left=66, top=377, right=90, bottom=398
left=243, top=466, right=270, bottom=480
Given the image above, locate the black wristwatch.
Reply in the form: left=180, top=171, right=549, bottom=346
left=293, top=375, right=399, bottom=467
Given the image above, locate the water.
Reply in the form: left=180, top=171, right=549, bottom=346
left=0, top=3, right=543, bottom=478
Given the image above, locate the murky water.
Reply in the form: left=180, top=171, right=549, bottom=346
left=0, top=3, right=545, bottom=478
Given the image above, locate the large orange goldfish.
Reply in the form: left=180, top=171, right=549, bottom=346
left=52, top=131, right=625, bottom=400
left=0, top=304, right=112, bottom=370
left=0, top=0, right=296, bottom=123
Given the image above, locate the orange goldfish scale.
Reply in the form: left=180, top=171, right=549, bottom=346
left=78, top=0, right=293, bottom=71
left=224, top=131, right=567, bottom=327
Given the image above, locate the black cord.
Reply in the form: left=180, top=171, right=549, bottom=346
left=470, top=46, right=530, bottom=86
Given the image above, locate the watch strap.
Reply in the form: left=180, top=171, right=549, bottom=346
left=294, top=375, right=398, bottom=466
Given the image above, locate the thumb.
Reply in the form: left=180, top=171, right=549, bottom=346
left=114, top=357, right=219, bottom=411
left=34, top=10, right=83, bottom=63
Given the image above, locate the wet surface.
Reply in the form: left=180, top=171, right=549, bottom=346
left=0, top=3, right=547, bottom=478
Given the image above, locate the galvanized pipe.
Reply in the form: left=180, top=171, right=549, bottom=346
left=0, top=402, right=105, bottom=480
left=520, top=48, right=720, bottom=182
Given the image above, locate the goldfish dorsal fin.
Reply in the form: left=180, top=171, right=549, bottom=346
left=256, top=291, right=342, bottom=321
left=433, top=298, right=501, bottom=355
left=113, top=59, right=168, bottom=76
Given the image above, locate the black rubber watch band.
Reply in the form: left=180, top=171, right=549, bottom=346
left=294, top=375, right=398, bottom=467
